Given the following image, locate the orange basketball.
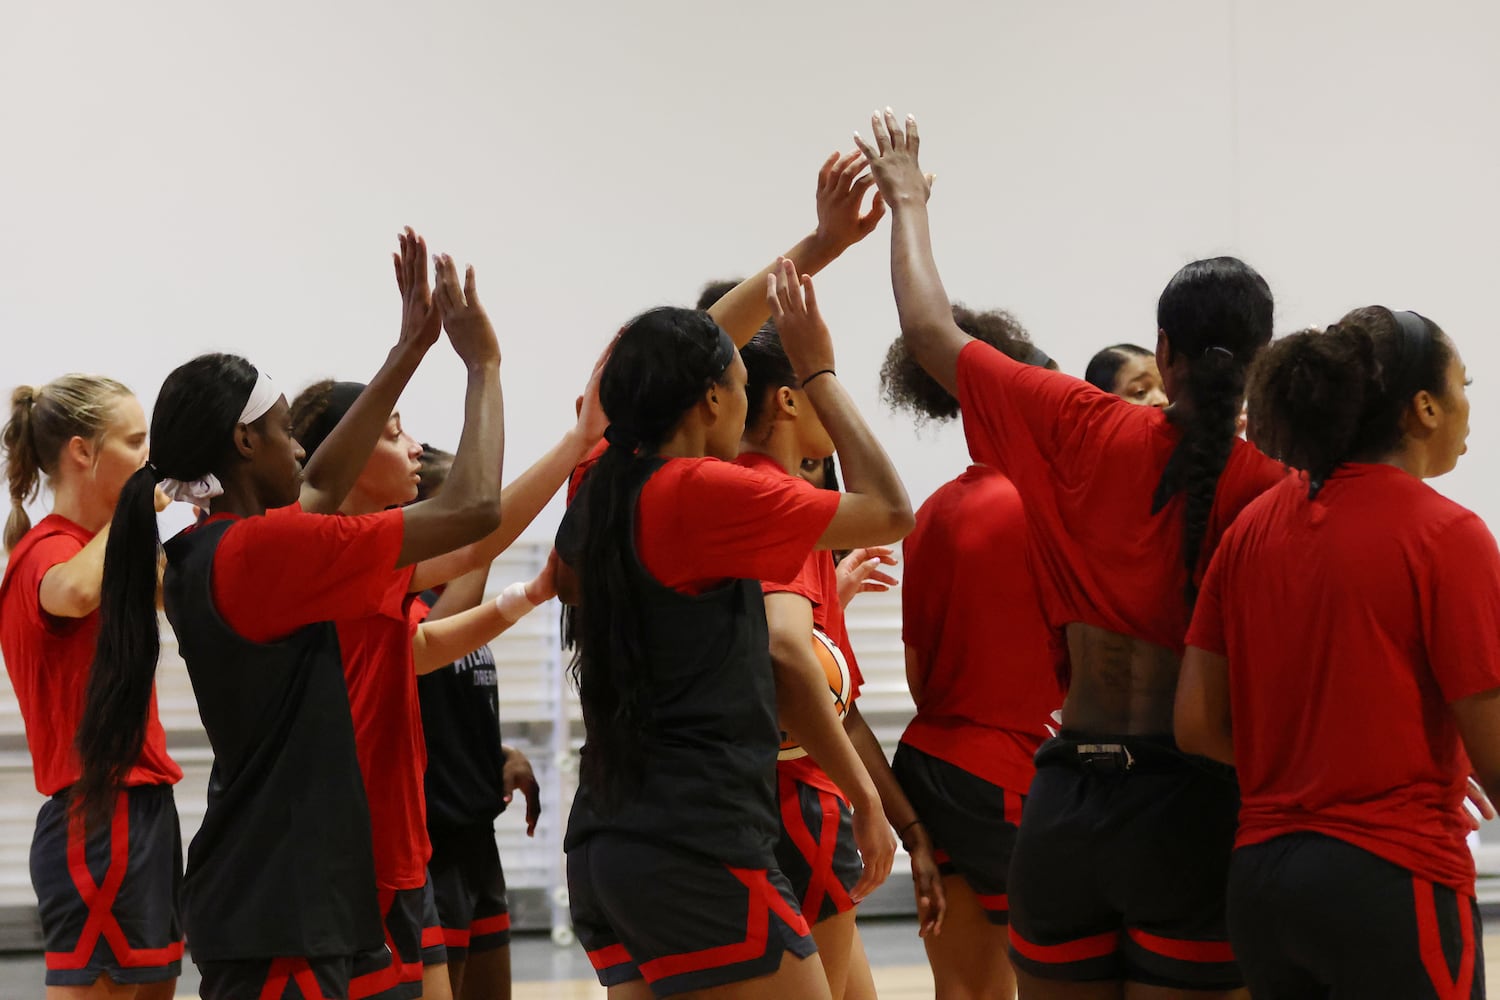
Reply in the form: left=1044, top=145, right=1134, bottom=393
left=778, top=628, right=853, bottom=761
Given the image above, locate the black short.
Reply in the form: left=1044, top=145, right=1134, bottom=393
left=569, top=834, right=817, bottom=997
left=198, top=955, right=355, bottom=1000
left=31, top=784, right=183, bottom=988
left=350, top=879, right=446, bottom=1000
left=1229, top=832, right=1484, bottom=999
left=774, top=773, right=861, bottom=924
left=1006, top=734, right=1241, bottom=991
left=892, top=743, right=1023, bottom=925
left=429, top=826, right=511, bottom=959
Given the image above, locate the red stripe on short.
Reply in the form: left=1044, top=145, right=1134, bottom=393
left=932, top=848, right=952, bottom=865
left=1009, top=926, right=1119, bottom=964
left=45, top=793, right=185, bottom=972
left=259, top=958, right=335, bottom=1000
left=470, top=913, right=511, bottom=936
left=587, top=943, right=633, bottom=971
left=421, top=925, right=446, bottom=949
left=637, top=868, right=808, bottom=983
left=777, top=774, right=853, bottom=918
left=442, top=928, right=472, bottom=949
left=1126, top=928, right=1235, bottom=964
left=1413, top=876, right=1475, bottom=1000
left=975, top=893, right=1009, bottom=912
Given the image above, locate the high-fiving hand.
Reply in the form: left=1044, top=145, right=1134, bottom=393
left=814, top=150, right=887, bottom=254
left=433, top=255, right=501, bottom=369
left=853, top=109, right=936, bottom=209
left=393, top=227, right=442, bottom=354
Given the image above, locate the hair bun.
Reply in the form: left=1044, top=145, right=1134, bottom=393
left=11, top=385, right=35, bottom=409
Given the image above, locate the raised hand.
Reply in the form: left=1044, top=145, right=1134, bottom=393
left=852, top=108, right=935, bottom=210
left=836, top=547, right=900, bottom=607
left=393, top=227, right=441, bottom=353
left=573, top=338, right=612, bottom=443
left=433, top=254, right=501, bottom=368
left=766, top=258, right=835, bottom=385
left=813, top=150, right=887, bottom=255
left=526, top=549, right=560, bottom=606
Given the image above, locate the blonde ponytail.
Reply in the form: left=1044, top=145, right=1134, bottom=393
left=2, top=376, right=132, bottom=551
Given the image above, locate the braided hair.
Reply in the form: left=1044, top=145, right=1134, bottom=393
left=1151, top=258, right=1274, bottom=605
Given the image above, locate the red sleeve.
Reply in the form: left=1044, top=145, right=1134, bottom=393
left=18, top=533, right=88, bottom=637
left=372, top=562, right=419, bottom=621
left=213, top=505, right=407, bottom=644
left=763, top=552, right=826, bottom=607
left=409, top=594, right=433, bottom=627
left=1185, top=540, right=1231, bottom=656
left=567, top=440, right=608, bottom=506
left=1422, top=513, right=1500, bottom=703
left=638, top=459, right=841, bottom=593
left=955, top=338, right=1125, bottom=473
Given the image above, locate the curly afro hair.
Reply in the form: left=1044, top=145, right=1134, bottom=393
left=880, top=305, right=1040, bottom=425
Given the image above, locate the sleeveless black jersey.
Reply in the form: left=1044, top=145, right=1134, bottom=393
left=164, top=519, right=382, bottom=960
left=416, top=590, right=509, bottom=832
left=557, top=458, right=781, bottom=868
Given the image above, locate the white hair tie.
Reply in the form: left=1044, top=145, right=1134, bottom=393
left=158, top=474, right=225, bottom=509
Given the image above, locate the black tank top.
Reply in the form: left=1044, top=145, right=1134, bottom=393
left=558, top=458, right=780, bottom=867
left=163, top=519, right=382, bottom=960
left=416, top=589, right=508, bottom=832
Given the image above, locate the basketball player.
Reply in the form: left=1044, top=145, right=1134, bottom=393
left=555, top=260, right=913, bottom=999
left=879, top=305, right=1064, bottom=1000
left=738, top=315, right=933, bottom=1000
left=72, top=237, right=506, bottom=1000
left=1177, top=308, right=1500, bottom=999
left=859, top=110, right=1283, bottom=998
left=1083, top=345, right=1166, bottom=407
left=2, top=377, right=183, bottom=1000
left=408, top=443, right=553, bottom=1000
left=287, top=320, right=605, bottom=1000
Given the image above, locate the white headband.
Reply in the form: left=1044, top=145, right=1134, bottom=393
left=159, top=370, right=281, bottom=509
left=238, top=370, right=280, bottom=426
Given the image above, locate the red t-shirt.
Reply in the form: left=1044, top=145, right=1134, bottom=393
left=1186, top=465, right=1500, bottom=893
left=199, top=503, right=424, bottom=889
left=956, top=339, right=1285, bottom=653
left=206, top=503, right=407, bottom=644
left=0, top=515, right=182, bottom=796
left=633, top=455, right=840, bottom=595
left=900, top=466, right=1063, bottom=792
left=335, top=562, right=428, bottom=891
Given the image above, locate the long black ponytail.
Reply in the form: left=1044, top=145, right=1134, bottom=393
left=1150, top=257, right=1274, bottom=606
left=567, top=308, right=737, bottom=805
left=74, top=354, right=260, bottom=827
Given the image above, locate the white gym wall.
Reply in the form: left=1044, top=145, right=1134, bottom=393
left=4, top=0, right=1496, bottom=534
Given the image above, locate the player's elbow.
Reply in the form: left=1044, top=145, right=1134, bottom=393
left=450, top=497, right=502, bottom=543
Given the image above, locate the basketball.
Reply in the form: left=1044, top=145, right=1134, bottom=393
left=777, top=629, right=853, bottom=761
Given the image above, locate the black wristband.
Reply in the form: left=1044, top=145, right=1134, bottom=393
left=800, top=368, right=836, bottom=388
left=898, top=818, right=923, bottom=849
